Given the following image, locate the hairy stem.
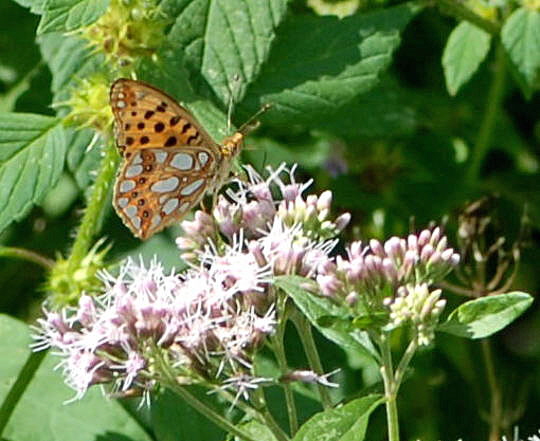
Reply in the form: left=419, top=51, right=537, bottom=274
left=0, top=246, right=54, bottom=269
left=466, top=43, right=507, bottom=183
left=292, top=314, right=332, bottom=408
left=68, top=139, right=119, bottom=271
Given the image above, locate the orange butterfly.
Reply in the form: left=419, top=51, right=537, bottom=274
left=110, top=79, right=262, bottom=240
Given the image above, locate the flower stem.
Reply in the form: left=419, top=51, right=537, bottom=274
left=0, top=246, right=54, bottom=269
left=292, top=314, right=332, bottom=409
left=272, top=332, right=298, bottom=436
left=482, top=339, right=503, bottom=441
left=166, top=383, right=259, bottom=441
left=393, top=338, right=418, bottom=396
left=272, top=295, right=298, bottom=436
left=0, top=350, right=47, bottom=437
left=466, top=42, right=507, bottom=184
left=436, top=0, right=500, bottom=35
left=68, top=139, right=119, bottom=271
left=378, top=333, right=400, bottom=441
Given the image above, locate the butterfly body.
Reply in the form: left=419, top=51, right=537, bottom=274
left=110, top=78, right=244, bottom=240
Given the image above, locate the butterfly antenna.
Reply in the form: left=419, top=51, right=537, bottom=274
left=238, top=103, right=272, bottom=135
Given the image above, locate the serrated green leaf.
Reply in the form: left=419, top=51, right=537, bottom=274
left=65, top=127, right=102, bottom=189
left=37, top=0, right=109, bottom=35
left=0, top=314, right=152, bottom=441
left=275, top=275, right=378, bottom=362
left=10, top=0, right=47, bottom=14
left=501, top=7, right=540, bottom=87
left=167, top=0, right=289, bottom=106
left=38, top=32, right=104, bottom=105
left=438, top=292, right=533, bottom=339
left=442, top=21, right=491, bottom=96
left=292, top=395, right=383, bottom=441
left=241, top=3, right=419, bottom=126
left=0, top=113, right=67, bottom=233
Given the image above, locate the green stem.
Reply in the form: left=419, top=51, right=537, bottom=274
left=466, top=42, right=507, bottom=184
left=165, top=383, right=259, bottom=441
left=0, top=350, right=47, bottom=436
left=272, top=333, right=298, bottom=436
left=0, top=246, right=54, bottom=269
left=482, top=339, right=503, bottom=441
left=379, top=334, right=400, bottom=441
left=291, top=314, right=332, bottom=409
left=68, top=139, right=119, bottom=271
left=436, top=0, right=500, bottom=35
left=393, top=338, right=418, bottom=396
left=251, top=388, right=291, bottom=441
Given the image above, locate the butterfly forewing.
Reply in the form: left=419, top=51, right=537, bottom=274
left=110, top=79, right=218, bottom=155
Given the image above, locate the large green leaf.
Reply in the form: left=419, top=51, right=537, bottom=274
left=241, top=3, right=419, bottom=126
left=64, top=127, right=102, bottom=190
left=0, top=314, right=152, bottom=441
left=10, top=0, right=47, bottom=14
left=167, top=0, right=289, bottom=106
left=438, top=292, right=533, bottom=339
left=233, top=420, right=277, bottom=441
left=275, top=276, right=379, bottom=362
left=291, top=395, right=383, bottom=441
left=37, top=0, right=109, bottom=35
left=442, top=21, right=491, bottom=96
left=501, top=7, right=540, bottom=87
left=0, top=113, right=67, bottom=233
left=38, top=32, right=104, bottom=104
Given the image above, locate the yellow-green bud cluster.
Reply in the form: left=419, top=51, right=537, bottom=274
left=80, top=0, right=170, bottom=68
left=63, top=75, right=112, bottom=132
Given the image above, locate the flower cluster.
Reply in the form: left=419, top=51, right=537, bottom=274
left=177, top=164, right=350, bottom=273
left=316, top=227, right=460, bottom=344
left=36, top=164, right=348, bottom=401
left=35, top=256, right=275, bottom=401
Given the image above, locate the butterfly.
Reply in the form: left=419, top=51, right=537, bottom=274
left=109, top=78, right=264, bottom=240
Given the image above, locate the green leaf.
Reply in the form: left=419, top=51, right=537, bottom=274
left=0, top=314, right=152, bottom=441
left=442, top=21, right=491, bottom=96
left=37, top=0, right=109, bottom=35
left=292, top=395, right=383, bottom=441
left=438, top=292, right=534, bottom=339
left=38, top=32, right=104, bottom=104
left=10, top=0, right=47, bottom=14
left=233, top=420, right=277, bottom=441
left=167, top=0, right=289, bottom=105
left=241, top=3, right=419, bottom=126
left=275, top=275, right=378, bottom=362
left=501, top=7, right=540, bottom=87
left=0, top=113, right=67, bottom=233
left=65, top=127, right=102, bottom=189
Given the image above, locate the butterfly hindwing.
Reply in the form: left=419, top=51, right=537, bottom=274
left=113, top=146, right=218, bottom=239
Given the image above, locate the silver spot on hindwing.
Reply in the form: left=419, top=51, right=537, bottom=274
left=150, top=177, right=180, bottom=193
left=180, top=179, right=205, bottom=196
left=117, top=198, right=129, bottom=208
left=170, top=153, right=194, bottom=170
left=151, top=214, right=162, bottom=228
left=119, top=180, right=136, bottom=193
left=155, top=151, right=167, bottom=164
left=125, top=164, right=143, bottom=178
left=162, top=198, right=179, bottom=214
left=198, top=152, right=209, bottom=166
